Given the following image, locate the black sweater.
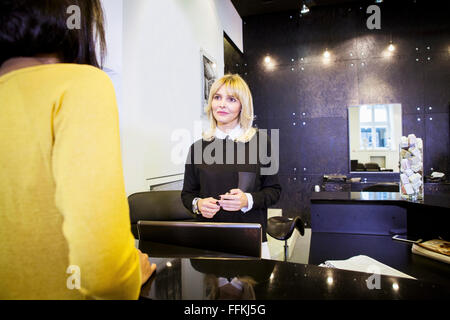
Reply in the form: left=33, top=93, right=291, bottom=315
left=181, top=130, right=281, bottom=242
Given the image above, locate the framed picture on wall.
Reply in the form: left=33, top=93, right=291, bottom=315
left=201, top=50, right=217, bottom=117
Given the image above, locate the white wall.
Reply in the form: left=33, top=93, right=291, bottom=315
left=214, top=0, right=243, bottom=53
left=102, top=0, right=242, bottom=195
left=102, top=0, right=123, bottom=75
left=101, top=0, right=124, bottom=144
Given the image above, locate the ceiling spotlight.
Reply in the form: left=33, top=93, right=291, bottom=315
left=323, top=49, right=330, bottom=59
left=264, top=55, right=275, bottom=70
left=383, top=41, right=395, bottom=57
left=388, top=42, right=395, bottom=52
left=301, top=4, right=310, bottom=14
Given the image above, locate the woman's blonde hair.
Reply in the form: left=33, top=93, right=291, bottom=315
left=203, top=74, right=257, bottom=142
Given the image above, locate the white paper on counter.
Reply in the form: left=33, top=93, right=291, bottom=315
left=319, top=255, right=416, bottom=280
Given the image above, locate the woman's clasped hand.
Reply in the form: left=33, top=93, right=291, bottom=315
left=198, top=188, right=248, bottom=218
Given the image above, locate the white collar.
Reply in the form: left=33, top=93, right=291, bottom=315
left=217, top=277, right=243, bottom=290
left=215, top=124, right=244, bottom=141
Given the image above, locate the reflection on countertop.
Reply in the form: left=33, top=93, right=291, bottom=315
left=140, top=256, right=450, bottom=300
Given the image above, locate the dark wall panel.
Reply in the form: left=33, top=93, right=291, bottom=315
left=298, top=117, right=349, bottom=175
left=251, top=66, right=301, bottom=120
left=299, top=60, right=359, bottom=118
left=225, top=1, right=450, bottom=223
left=423, top=53, right=450, bottom=114
left=402, top=114, right=425, bottom=151
left=425, top=114, right=449, bottom=174
left=277, top=121, right=301, bottom=175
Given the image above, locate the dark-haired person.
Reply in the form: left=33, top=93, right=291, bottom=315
left=0, top=0, right=155, bottom=299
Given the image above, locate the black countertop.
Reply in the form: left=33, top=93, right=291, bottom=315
left=139, top=232, right=450, bottom=300
left=310, top=191, right=450, bottom=209
left=140, top=256, right=449, bottom=300
left=309, top=233, right=450, bottom=287
left=137, top=191, right=450, bottom=300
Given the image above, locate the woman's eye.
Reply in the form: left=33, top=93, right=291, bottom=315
left=228, top=97, right=237, bottom=102
left=213, top=95, right=221, bottom=100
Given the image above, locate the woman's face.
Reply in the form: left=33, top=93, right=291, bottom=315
left=211, top=85, right=242, bottom=128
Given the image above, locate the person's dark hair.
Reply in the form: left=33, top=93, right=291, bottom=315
left=0, top=0, right=106, bottom=68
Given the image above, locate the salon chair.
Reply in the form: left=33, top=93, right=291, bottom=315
left=365, top=162, right=381, bottom=171
left=351, top=160, right=358, bottom=171
left=128, top=191, right=195, bottom=238
left=266, top=216, right=305, bottom=261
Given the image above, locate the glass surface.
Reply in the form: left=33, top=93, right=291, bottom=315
left=399, top=140, right=424, bottom=201
left=359, top=105, right=372, bottom=122
left=360, top=127, right=373, bottom=149
left=374, top=105, right=388, bottom=122
left=348, top=104, right=402, bottom=173
left=139, top=239, right=450, bottom=300
left=375, top=127, right=387, bottom=147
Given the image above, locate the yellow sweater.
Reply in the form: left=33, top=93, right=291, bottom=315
left=0, top=64, right=141, bottom=299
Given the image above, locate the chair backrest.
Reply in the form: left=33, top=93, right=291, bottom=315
left=351, top=160, right=358, bottom=171
left=128, top=191, right=194, bottom=238
left=362, top=183, right=399, bottom=192
left=365, top=162, right=380, bottom=171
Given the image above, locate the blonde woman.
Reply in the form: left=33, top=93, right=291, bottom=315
left=181, top=74, right=281, bottom=259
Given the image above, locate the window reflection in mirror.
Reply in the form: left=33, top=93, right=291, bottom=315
left=348, top=104, right=402, bottom=173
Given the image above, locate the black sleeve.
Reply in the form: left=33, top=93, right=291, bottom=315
left=181, top=143, right=200, bottom=213
left=250, top=174, right=281, bottom=210
left=250, top=131, right=282, bottom=210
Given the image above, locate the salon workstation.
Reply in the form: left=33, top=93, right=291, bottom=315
left=1, top=0, right=450, bottom=304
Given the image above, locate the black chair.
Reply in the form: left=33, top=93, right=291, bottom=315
left=128, top=191, right=195, bottom=238
left=365, top=162, right=381, bottom=171
left=266, top=216, right=305, bottom=261
left=356, top=163, right=366, bottom=171
left=362, top=183, right=399, bottom=192
left=351, top=160, right=358, bottom=171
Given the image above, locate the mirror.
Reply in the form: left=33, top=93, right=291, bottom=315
left=348, top=104, right=402, bottom=173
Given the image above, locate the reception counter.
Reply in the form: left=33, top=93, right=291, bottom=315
left=310, top=191, right=450, bottom=208
left=310, top=192, right=450, bottom=239
left=137, top=191, right=449, bottom=300
left=138, top=234, right=450, bottom=300
left=139, top=256, right=449, bottom=300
